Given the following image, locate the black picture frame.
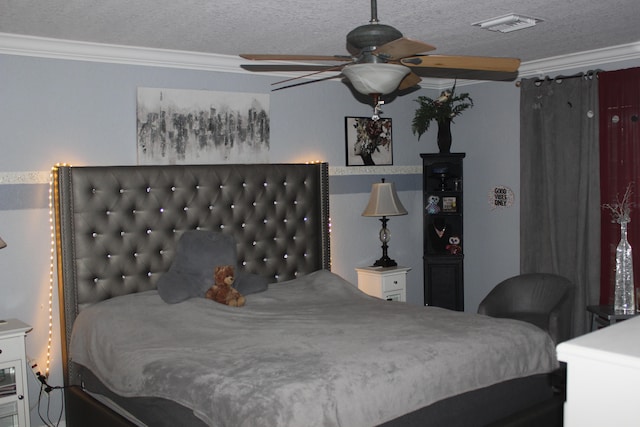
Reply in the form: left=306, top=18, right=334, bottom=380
left=345, top=117, right=393, bottom=166
left=442, top=196, right=458, bottom=213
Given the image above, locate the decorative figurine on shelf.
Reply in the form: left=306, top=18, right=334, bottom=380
left=446, top=236, right=462, bottom=255
left=426, top=195, right=441, bottom=214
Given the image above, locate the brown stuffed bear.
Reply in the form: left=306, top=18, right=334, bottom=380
left=205, top=265, right=246, bottom=307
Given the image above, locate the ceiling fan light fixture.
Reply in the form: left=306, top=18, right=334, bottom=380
left=342, top=63, right=410, bottom=95
left=472, top=14, right=543, bottom=33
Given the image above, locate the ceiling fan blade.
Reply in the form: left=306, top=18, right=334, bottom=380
left=410, top=67, right=519, bottom=82
left=240, top=54, right=352, bottom=62
left=272, top=74, right=344, bottom=92
left=374, top=37, right=436, bottom=61
left=398, top=72, right=422, bottom=90
left=272, top=64, right=349, bottom=86
left=241, top=64, right=344, bottom=72
left=401, top=55, right=521, bottom=72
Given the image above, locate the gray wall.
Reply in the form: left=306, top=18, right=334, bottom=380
left=2, top=49, right=637, bottom=425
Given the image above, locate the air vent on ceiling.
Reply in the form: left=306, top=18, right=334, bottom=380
left=472, top=14, right=543, bottom=33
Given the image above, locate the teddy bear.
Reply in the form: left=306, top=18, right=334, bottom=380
left=205, top=265, right=246, bottom=307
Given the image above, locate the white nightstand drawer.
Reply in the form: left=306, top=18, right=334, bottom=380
left=355, top=266, right=411, bottom=303
left=0, top=337, right=23, bottom=362
left=381, top=275, right=404, bottom=292
left=384, top=292, right=403, bottom=302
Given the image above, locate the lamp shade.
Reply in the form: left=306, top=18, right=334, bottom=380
left=0, top=236, right=5, bottom=249
left=362, top=181, right=408, bottom=217
left=342, top=63, right=411, bottom=95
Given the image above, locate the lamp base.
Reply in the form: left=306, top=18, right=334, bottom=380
left=372, top=216, right=398, bottom=268
left=372, top=256, right=397, bottom=268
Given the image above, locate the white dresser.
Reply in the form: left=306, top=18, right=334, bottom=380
left=557, top=315, right=640, bottom=426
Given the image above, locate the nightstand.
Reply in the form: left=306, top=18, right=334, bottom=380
left=0, top=319, right=32, bottom=427
left=356, top=266, right=410, bottom=302
left=587, top=305, right=638, bottom=331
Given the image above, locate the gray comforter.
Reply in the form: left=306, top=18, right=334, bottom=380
left=70, top=270, right=558, bottom=427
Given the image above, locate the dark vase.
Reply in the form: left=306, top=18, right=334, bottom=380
left=359, top=153, right=375, bottom=166
left=437, top=119, right=452, bottom=153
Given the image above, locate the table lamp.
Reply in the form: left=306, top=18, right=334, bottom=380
left=362, top=178, right=407, bottom=267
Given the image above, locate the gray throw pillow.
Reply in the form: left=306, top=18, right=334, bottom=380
left=157, top=230, right=237, bottom=304
left=235, top=271, right=270, bottom=296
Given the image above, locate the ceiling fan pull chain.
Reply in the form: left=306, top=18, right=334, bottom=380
left=371, top=94, right=384, bottom=121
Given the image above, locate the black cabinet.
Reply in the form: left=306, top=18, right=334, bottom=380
left=421, top=153, right=465, bottom=311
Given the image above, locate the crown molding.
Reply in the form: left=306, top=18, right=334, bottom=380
left=517, top=42, right=640, bottom=78
left=0, top=32, right=248, bottom=73
left=2, top=32, right=640, bottom=89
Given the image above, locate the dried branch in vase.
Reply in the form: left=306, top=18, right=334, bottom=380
left=602, top=182, right=634, bottom=223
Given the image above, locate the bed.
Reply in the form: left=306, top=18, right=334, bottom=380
left=53, top=163, right=564, bottom=427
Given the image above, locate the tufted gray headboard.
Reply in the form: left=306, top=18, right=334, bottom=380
left=53, top=163, right=330, bottom=384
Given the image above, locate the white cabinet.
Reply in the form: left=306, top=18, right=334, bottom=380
left=355, top=266, right=410, bottom=302
left=557, top=316, right=640, bottom=427
left=0, top=320, right=31, bottom=427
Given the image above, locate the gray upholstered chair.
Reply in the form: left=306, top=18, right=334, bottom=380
left=477, top=273, right=574, bottom=344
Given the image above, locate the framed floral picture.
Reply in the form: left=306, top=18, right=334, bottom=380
left=345, top=117, right=393, bottom=166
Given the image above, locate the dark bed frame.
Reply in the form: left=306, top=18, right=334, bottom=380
left=53, top=163, right=563, bottom=427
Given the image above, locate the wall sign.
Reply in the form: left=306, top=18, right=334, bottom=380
left=488, top=186, right=515, bottom=209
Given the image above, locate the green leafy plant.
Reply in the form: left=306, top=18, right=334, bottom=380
left=411, top=84, right=474, bottom=140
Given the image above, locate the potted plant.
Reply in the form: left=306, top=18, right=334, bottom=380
left=411, top=84, right=473, bottom=153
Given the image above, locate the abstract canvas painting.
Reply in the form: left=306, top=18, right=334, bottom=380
left=137, top=87, right=270, bottom=164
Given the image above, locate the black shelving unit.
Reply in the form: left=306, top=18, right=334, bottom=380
left=421, top=153, right=465, bottom=311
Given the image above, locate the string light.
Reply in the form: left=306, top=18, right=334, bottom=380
left=45, top=163, right=70, bottom=377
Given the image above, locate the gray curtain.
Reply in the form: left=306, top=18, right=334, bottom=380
left=520, top=74, right=600, bottom=337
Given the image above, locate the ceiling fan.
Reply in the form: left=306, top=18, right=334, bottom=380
left=240, top=0, right=520, bottom=114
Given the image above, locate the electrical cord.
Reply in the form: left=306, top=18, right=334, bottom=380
left=28, top=365, right=65, bottom=427
left=35, top=371, right=64, bottom=427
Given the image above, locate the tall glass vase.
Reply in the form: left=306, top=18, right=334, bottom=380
left=614, top=221, right=636, bottom=314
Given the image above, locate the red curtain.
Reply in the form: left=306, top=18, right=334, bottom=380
left=599, top=68, right=640, bottom=304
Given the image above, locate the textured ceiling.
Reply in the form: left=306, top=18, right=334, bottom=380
left=1, top=0, right=639, bottom=65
